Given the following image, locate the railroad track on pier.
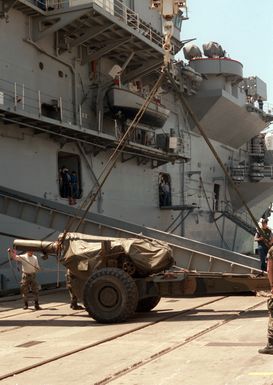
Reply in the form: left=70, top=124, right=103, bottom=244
left=0, top=292, right=268, bottom=384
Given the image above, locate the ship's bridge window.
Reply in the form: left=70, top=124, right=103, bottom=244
left=174, top=10, right=184, bottom=31
left=58, top=152, right=82, bottom=205
left=159, top=172, right=172, bottom=207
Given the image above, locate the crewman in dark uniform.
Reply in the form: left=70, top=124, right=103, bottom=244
left=254, top=218, right=273, bottom=272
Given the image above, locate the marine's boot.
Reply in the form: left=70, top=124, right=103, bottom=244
left=258, top=338, right=273, bottom=354
left=23, top=302, right=28, bottom=310
left=70, top=301, right=83, bottom=310
left=34, top=301, right=42, bottom=310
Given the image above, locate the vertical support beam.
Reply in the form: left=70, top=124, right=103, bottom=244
left=79, top=104, right=82, bottom=127
left=38, top=90, right=41, bottom=116
left=59, top=96, right=63, bottom=121
left=14, top=82, right=17, bottom=110
left=77, top=142, right=103, bottom=213
left=22, top=84, right=25, bottom=110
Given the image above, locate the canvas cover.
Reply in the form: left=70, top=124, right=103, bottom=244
left=59, top=232, right=174, bottom=280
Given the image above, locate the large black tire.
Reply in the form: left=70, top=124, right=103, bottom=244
left=136, top=296, right=161, bottom=312
left=83, top=268, right=138, bottom=323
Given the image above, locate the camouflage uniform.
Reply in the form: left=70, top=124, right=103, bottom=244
left=21, top=273, right=39, bottom=302
left=66, top=269, right=83, bottom=310
left=8, top=250, right=42, bottom=310
left=267, top=297, right=273, bottom=342
left=267, top=249, right=273, bottom=344
left=259, top=249, right=273, bottom=354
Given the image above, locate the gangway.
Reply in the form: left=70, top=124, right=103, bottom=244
left=0, top=185, right=262, bottom=283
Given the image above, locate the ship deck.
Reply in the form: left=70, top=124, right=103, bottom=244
left=0, top=289, right=273, bottom=385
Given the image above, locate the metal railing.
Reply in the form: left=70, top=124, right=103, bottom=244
left=19, top=0, right=166, bottom=50
left=230, top=164, right=273, bottom=180
left=0, top=77, right=78, bottom=126
left=218, top=201, right=256, bottom=233
left=0, top=76, right=186, bottom=158
left=246, top=100, right=273, bottom=116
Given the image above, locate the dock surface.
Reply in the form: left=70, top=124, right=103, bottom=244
left=1, top=290, right=273, bottom=385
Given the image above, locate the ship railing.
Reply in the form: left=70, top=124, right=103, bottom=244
left=248, top=143, right=265, bottom=156
left=0, top=77, right=76, bottom=126
left=264, top=102, right=273, bottom=115
left=263, top=165, right=273, bottom=178
left=219, top=201, right=255, bottom=229
left=246, top=100, right=273, bottom=116
left=230, top=165, right=246, bottom=182
left=43, top=0, right=165, bottom=50
left=230, top=163, right=273, bottom=180
left=0, top=77, right=185, bottom=156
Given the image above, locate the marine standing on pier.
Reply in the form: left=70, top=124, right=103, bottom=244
left=66, top=269, right=84, bottom=310
left=254, top=218, right=273, bottom=272
left=8, top=248, right=42, bottom=310
left=259, top=246, right=273, bottom=354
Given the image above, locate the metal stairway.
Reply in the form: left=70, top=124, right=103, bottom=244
left=0, top=186, right=261, bottom=275
left=218, top=210, right=256, bottom=235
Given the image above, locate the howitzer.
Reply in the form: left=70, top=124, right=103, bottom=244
left=12, top=233, right=270, bottom=324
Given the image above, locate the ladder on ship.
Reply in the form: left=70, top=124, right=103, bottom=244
left=0, top=186, right=261, bottom=276
left=216, top=210, right=256, bottom=235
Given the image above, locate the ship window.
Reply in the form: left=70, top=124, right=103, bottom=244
left=159, top=172, right=172, bottom=207
left=58, top=152, right=82, bottom=203
left=213, top=184, right=220, bottom=211
left=39, top=62, right=44, bottom=70
left=174, top=10, right=183, bottom=31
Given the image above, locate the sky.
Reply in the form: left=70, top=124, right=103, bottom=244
left=178, top=0, right=273, bottom=104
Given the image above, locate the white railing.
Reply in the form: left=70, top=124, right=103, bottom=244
left=264, top=102, right=273, bottom=115
left=0, top=77, right=75, bottom=125
left=245, top=99, right=273, bottom=115
left=230, top=164, right=273, bottom=180
left=21, top=0, right=165, bottom=50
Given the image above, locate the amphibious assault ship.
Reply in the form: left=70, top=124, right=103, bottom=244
left=0, top=0, right=273, bottom=292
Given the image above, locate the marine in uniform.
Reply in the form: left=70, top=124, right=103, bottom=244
left=254, top=218, right=273, bottom=272
left=8, top=248, right=42, bottom=310
left=66, top=269, right=83, bottom=310
left=259, top=246, right=273, bottom=354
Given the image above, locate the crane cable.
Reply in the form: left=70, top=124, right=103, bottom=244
left=57, top=66, right=166, bottom=247
left=56, top=1, right=179, bottom=249
left=166, top=70, right=265, bottom=237
left=63, top=2, right=180, bottom=236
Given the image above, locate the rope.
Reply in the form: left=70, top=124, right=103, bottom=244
left=7, top=252, right=20, bottom=285
left=166, top=70, right=265, bottom=237
left=58, top=66, right=166, bottom=245
left=199, top=176, right=230, bottom=249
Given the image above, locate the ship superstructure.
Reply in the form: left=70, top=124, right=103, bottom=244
left=0, top=0, right=273, bottom=292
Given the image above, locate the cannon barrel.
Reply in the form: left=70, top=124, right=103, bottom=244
left=13, top=239, right=58, bottom=254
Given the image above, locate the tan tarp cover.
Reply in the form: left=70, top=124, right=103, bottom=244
left=59, top=232, right=174, bottom=281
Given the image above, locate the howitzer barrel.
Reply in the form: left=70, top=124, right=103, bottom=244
left=13, top=239, right=57, bottom=254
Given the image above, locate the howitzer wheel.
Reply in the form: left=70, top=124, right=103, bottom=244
left=136, top=296, right=161, bottom=312
left=83, top=268, right=138, bottom=323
